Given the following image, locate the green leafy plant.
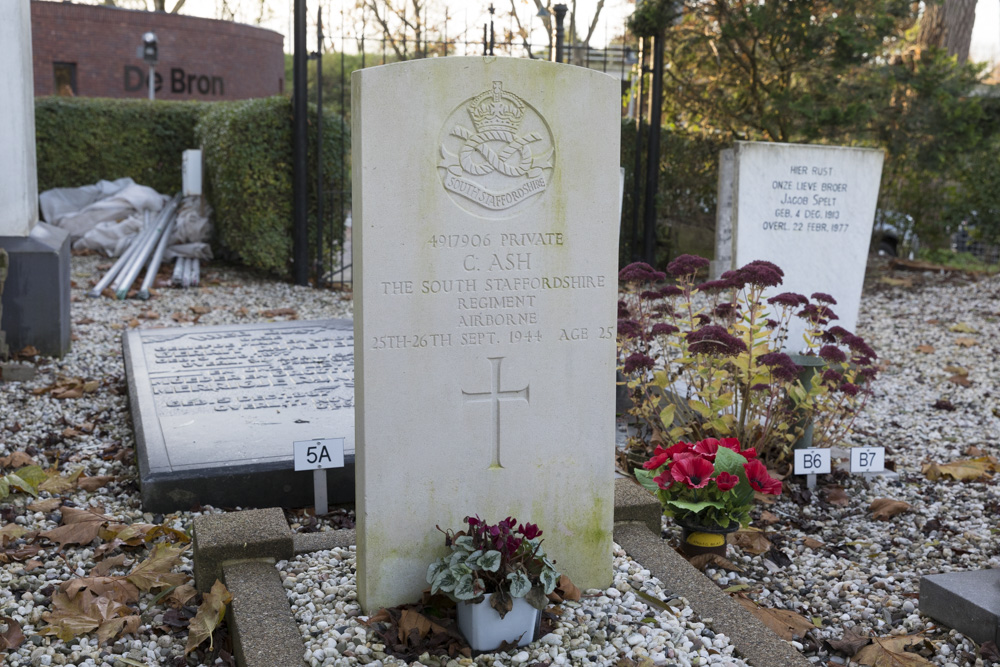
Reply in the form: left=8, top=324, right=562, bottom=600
left=617, top=255, right=878, bottom=467
left=196, top=96, right=349, bottom=278
left=427, top=516, right=560, bottom=619
left=635, top=437, right=780, bottom=528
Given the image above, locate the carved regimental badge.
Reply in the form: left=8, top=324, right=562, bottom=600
left=439, top=81, right=555, bottom=218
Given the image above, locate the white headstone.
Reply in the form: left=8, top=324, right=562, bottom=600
left=0, top=0, right=39, bottom=237
left=710, top=148, right=735, bottom=280
left=353, top=57, right=619, bottom=612
left=722, top=141, right=884, bottom=347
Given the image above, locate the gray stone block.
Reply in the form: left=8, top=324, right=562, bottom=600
left=192, top=508, right=293, bottom=592
left=920, top=569, right=1000, bottom=646
left=613, top=477, right=661, bottom=534
left=292, top=529, right=356, bottom=555
left=0, top=361, right=36, bottom=382
left=223, top=559, right=306, bottom=667
left=122, top=319, right=355, bottom=513
left=0, top=223, right=71, bottom=357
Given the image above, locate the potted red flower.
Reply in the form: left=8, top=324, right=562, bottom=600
left=426, top=516, right=560, bottom=652
left=635, top=437, right=782, bottom=556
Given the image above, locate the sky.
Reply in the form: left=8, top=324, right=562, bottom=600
left=175, top=0, right=998, bottom=67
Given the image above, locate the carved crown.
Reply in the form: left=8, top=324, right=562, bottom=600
left=468, top=81, right=525, bottom=134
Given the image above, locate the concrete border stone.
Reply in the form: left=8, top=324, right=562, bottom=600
left=192, top=507, right=293, bottom=592
left=920, top=569, right=1000, bottom=646
left=198, top=480, right=813, bottom=667
left=614, top=521, right=812, bottom=667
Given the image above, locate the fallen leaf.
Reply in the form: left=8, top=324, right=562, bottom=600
left=753, top=491, right=777, bottom=504
left=949, top=322, right=978, bottom=334
left=138, top=310, right=159, bottom=320
left=931, top=399, right=956, bottom=411
left=39, top=467, right=84, bottom=494
left=261, top=307, right=298, bottom=318
left=824, top=486, right=851, bottom=507
left=27, top=498, right=62, bottom=512
left=687, top=553, right=744, bottom=572
left=40, top=589, right=139, bottom=644
left=190, top=305, right=211, bottom=315
left=90, top=554, right=129, bottom=579
left=171, top=312, right=191, bottom=323
left=127, top=319, right=140, bottom=329
left=914, top=344, right=935, bottom=354
left=922, top=457, right=998, bottom=482
left=126, top=542, right=189, bottom=592
left=757, top=511, right=780, bottom=526
left=855, top=634, right=934, bottom=666
left=40, top=506, right=113, bottom=548
left=0, top=524, right=27, bottom=544
left=61, top=576, right=140, bottom=605
left=943, top=365, right=968, bottom=376
left=948, top=374, right=972, bottom=388
left=729, top=530, right=772, bottom=555
left=77, top=476, right=114, bottom=492
left=802, top=537, right=824, bottom=549
left=0, top=615, right=25, bottom=651
left=162, top=584, right=199, bottom=609
left=733, top=594, right=815, bottom=640
left=954, top=336, right=978, bottom=347
left=184, top=580, right=232, bottom=655
left=0, top=452, right=36, bottom=469
left=869, top=498, right=912, bottom=521
left=75, top=317, right=95, bottom=325
left=825, top=626, right=871, bottom=656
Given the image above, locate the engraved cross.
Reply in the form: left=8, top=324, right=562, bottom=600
left=461, top=356, right=529, bottom=469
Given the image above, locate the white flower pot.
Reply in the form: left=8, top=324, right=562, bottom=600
left=456, top=593, right=541, bottom=652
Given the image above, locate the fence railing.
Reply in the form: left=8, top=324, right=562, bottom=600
left=306, top=7, right=639, bottom=290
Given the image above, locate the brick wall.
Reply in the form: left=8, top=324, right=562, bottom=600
left=31, top=1, right=284, bottom=100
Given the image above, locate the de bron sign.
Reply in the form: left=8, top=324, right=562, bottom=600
left=124, top=65, right=224, bottom=96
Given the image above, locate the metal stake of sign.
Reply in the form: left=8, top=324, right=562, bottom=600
left=148, top=65, right=155, bottom=101
left=806, top=474, right=816, bottom=489
left=313, top=470, right=328, bottom=516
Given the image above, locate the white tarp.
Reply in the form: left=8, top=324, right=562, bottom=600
left=39, top=179, right=211, bottom=260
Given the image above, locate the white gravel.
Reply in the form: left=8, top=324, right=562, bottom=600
left=1, top=255, right=998, bottom=667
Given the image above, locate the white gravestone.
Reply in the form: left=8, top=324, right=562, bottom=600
left=353, top=57, right=620, bottom=612
left=718, top=141, right=884, bottom=348
left=0, top=0, right=39, bottom=237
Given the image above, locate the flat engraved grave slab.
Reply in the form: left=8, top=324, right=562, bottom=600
left=123, top=319, right=354, bottom=513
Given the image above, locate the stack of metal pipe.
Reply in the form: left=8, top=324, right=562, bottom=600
left=87, top=193, right=182, bottom=299
left=172, top=256, right=200, bottom=288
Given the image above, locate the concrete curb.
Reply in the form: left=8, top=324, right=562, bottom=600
left=223, top=560, right=307, bottom=667
left=193, top=478, right=810, bottom=667
left=614, top=521, right=812, bottom=667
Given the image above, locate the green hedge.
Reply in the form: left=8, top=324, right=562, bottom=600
left=196, top=96, right=349, bottom=278
left=34, top=97, right=202, bottom=194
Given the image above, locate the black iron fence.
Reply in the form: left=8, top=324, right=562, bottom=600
left=302, top=4, right=642, bottom=289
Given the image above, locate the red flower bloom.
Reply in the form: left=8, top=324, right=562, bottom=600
left=744, top=459, right=780, bottom=494
left=653, top=472, right=673, bottom=490
left=740, top=447, right=758, bottom=460
left=694, top=438, right=720, bottom=460
left=715, top=472, right=739, bottom=491
left=671, top=456, right=716, bottom=489
left=719, top=438, right=742, bottom=453
left=517, top=522, right=542, bottom=540
left=665, top=441, right=694, bottom=459
left=643, top=445, right=670, bottom=470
